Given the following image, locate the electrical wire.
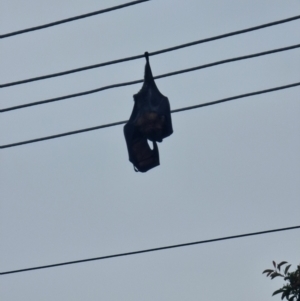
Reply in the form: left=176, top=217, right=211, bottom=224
left=0, top=0, right=150, bottom=39
left=1, top=82, right=299, bottom=149
left=1, top=44, right=299, bottom=113
left=1, top=15, right=299, bottom=87
left=1, top=225, right=299, bottom=275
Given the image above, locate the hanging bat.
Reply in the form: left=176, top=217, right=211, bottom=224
left=124, top=52, right=173, bottom=172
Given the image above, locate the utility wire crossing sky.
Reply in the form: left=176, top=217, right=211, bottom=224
left=1, top=225, right=299, bottom=275
left=0, top=0, right=150, bottom=39
left=1, top=81, right=299, bottom=149
left=1, top=44, right=299, bottom=113
left=1, top=14, right=299, bottom=87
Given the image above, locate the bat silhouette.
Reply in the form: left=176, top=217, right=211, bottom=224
left=124, top=52, right=173, bottom=172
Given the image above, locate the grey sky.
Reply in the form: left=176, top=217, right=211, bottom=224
left=1, top=0, right=300, bottom=300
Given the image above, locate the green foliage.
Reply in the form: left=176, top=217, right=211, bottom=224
left=263, top=261, right=300, bottom=301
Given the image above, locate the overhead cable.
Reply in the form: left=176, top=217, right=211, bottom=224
left=1, top=225, right=299, bottom=275
left=0, top=0, right=150, bottom=39
left=1, top=15, right=299, bottom=88
left=1, top=82, right=299, bottom=149
left=1, top=44, right=299, bottom=113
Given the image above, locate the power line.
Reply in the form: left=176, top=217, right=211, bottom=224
left=1, top=225, right=299, bottom=275
left=170, top=82, right=300, bottom=113
left=0, top=120, right=127, bottom=149
left=0, top=80, right=142, bottom=113
left=1, top=15, right=299, bottom=88
left=1, top=44, right=299, bottom=113
left=1, top=82, right=299, bottom=149
left=0, top=0, right=150, bottom=39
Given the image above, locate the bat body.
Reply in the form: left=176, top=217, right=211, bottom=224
left=124, top=53, right=173, bottom=172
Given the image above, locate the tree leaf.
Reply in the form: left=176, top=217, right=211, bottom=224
left=273, top=289, right=284, bottom=296
left=285, top=289, right=290, bottom=299
left=285, top=265, right=292, bottom=275
left=263, top=269, right=274, bottom=274
left=271, top=272, right=284, bottom=279
left=278, top=261, right=288, bottom=271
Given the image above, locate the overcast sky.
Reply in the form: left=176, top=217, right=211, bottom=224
left=1, top=0, right=300, bottom=300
